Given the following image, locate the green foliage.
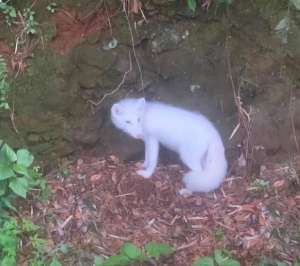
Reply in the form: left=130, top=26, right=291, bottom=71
left=0, top=142, right=46, bottom=211
left=275, top=17, right=289, bottom=44
left=186, top=0, right=233, bottom=12
left=258, top=256, right=300, bottom=266
left=23, top=8, right=39, bottom=35
left=193, top=256, right=215, bottom=266
left=290, top=0, right=300, bottom=10
left=0, top=1, right=39, bottom=35
left=0, top=218, right=18, bottom=266
left=49, top=258, right=62, bottom=266
left=97, top=241, right=174, bottom=266
left=94, top=256, right=104, bottom=266
left=193, top=249, right=240, bottom=266
left=47, top=3, right=58, bottom=14
left=216, top=0, right=234, bottom=7
left=144, top=242, right=173, bottom=259
left=187, top=0, right=197, bottom=12
left=0, top=217, right=64, bottom=266
left=0, top=56, right=10, bottom=111
left=0, top=0, right=16, bottom=25
left=250, top=178, right=270, bottom=191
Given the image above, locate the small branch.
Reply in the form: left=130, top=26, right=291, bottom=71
left=10, top=101, right=19, bottom=134
left=289, top=85, right=299, bottom=151
left=176, top=240, right=198, bottom=251
left=89, top=50, right=132, bottom=106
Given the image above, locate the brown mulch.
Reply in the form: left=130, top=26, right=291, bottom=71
left=20, top=153, right=300, bottom=265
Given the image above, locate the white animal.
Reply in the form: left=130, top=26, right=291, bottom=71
left=111, top=98, right=227, bottom=195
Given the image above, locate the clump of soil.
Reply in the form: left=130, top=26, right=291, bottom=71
left=50, top=7, right=112, bottom=53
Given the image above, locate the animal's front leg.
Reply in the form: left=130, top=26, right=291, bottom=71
left=140, top=143, right=149, bottom=169
left=137, top=137, right=159, bottom=178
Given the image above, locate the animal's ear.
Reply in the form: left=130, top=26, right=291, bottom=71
left=136, top=98, right=146, bottom=111
left=111, top=103, right=122, bottom=115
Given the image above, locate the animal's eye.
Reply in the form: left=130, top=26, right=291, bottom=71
left=125, top=120, right=131, bottom=124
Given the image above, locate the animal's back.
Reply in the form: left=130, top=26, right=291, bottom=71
left=143, top=101, right=221, bottom=151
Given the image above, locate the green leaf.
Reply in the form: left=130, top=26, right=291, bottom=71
left=214, top=249, right=226, bottom=265
left=290, top=0, right=300, bottom=10
left=0, top=180, right=7, bottom=196
left=193, top=256, right=215, bottom=266
left=120, top=243, right=142, bottom=260
left=94, top=256, right=104, bottom=266
left=0, top=197, right=17, bottom=212
left=9, top=177, right=28, bottom=198
left=57, top=243, right=69, bottom=254
left=145, top=242, right=173, bottom=259
left=21, top=219, right=40, bottom=232
left=214, top=250, right=240, bottom=266
left=13, top=164, right=29, bottom=177
left=187, top=0, right=197, bottom=12
left=1, top=144, right=17, bottom=162
left=103, top=255, right=130, bottom=266
left=222, top=259, right=241, bottom=266
left=50, top=258, right=62, bottom=266
left=0, top=163, right=14, bottom=180
left=16, top=149, right=34, bottom=167
left=275, top=17, right=289, bottom=32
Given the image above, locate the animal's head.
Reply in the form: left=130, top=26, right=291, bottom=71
left=111, top=98, right=146, bottom=139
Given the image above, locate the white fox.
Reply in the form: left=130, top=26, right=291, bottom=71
left=111, top=98, right=227, bottom=195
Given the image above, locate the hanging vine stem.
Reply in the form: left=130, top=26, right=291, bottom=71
left=88, top=50, right=133, bottom=108
left=122, top=0, right=144, bottom=92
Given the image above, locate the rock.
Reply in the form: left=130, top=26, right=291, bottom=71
left=150, top=24, right=182, bottom=54
left=72, top=44, right=117, bottom=71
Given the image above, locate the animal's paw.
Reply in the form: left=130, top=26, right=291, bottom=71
left=135, top=161, right=148, bottom=170
left=136, top=169, right=153, bottom=179
left=179, top=188, right=193, bottom=198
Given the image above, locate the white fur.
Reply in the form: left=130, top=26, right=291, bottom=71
left=111, top=98, right=227, bottom=194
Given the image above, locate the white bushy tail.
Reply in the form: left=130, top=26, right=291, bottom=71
left=183, top=139, right=227, bottom=193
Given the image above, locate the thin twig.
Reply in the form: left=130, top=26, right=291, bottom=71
left=10, top=101, right=19, bottom=134
left=176, top=240, right=198, bottom=251
left=226, top=37, right=252, bottom=163
left=89, top=50, right=132, bottom=106
left=289, top=85, right=299, bottom=151
left=59, top=215, right=73, bottom=229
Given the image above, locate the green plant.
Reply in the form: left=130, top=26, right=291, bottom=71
left=275, top=0, right=300, bottom=45
left=0, top=141, right=46, bottom=211
left=20, top=219, right=65, bottom=266
left=193, top=249, right=240, bottom=266
left=47, top=3, right=58, bottom=13
left=186, top=0, right=233, bottom=12
left=23, top=8, right=38, bottom=35
left=0, top=56, right=10, bottom=111
left=187, top=0, right=197, bottom=12
left=250, top=178, right=269, bottom=191
left=0, top=218, right=18, bottom=266
left=0, top=217, right=65, bottom=266
left=0, top=0, right=16, bottom=25
left=97, top=241, right=174, bottom=266
left=259, top=256, right=288, bottom=266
